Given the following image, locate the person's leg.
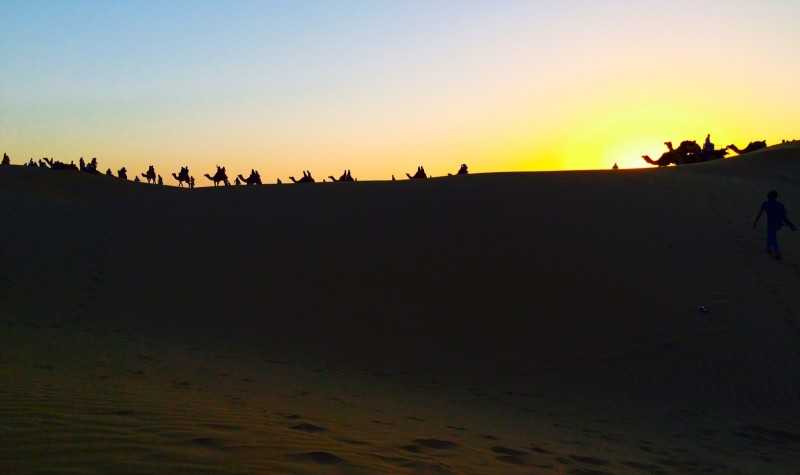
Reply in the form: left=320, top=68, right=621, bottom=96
left=767, top=227, right=781, bottom=258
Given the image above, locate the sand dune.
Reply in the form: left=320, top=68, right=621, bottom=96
left=2, top=146, right=800, bottom=474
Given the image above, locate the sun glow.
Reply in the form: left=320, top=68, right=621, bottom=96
left=1, top=2, right=798, bottom=182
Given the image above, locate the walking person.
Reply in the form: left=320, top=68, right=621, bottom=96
left=753, top=190, right=796, bottom=260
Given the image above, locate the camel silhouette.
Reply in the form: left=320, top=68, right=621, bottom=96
left=141, top=165, right=157, bottom=184
left=79, top=157, right=101, bottom=174
left=204, top=165, right=230, bottom=186
left=237, top=169, right=262, bottom=186
left=642, top=139, right=728, bottom=167
left=43, top=158, right=79, bottom=171
left=290, top=170, right=315, bottom=183
left=117, top=167, right=128, bottom=180
left=172, top=166, right=191, bottom=187
left=728, top=141, right=767, bottom=155
left=328, top=169, right=356, bottom=182
left=448, top=164, right=468, bottom=176
left=157, top=175, right=163, bottom=185
left=1, top=153, right=9, bottom=165
left=406, top=166, right=428, bottom=179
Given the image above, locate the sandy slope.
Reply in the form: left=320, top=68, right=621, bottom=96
left=1, top=146, right=800, bottom=474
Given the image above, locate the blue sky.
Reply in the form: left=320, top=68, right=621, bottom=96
left=2, top=1, right=798, bottom=179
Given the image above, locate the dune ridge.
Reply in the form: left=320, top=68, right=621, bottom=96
left=1, top=144, right=800, bottom=474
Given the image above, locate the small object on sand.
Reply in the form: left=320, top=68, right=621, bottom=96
left=697, top=305, right=710, bottom=314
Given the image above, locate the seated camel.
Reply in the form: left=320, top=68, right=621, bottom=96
left=448, top=164, right=468, bottom=176
left=141, top=165, right=157, bottom=184
left=643, top=139, right=728, bottom=167
left=172, top=166, right=191, bottom=187
left=406, top=166, right=427, bottom=179
left=237, top=169, right=262, bottom=186
left=727, top=141, right=767, bottom=155
left=290, top=170, right=315, bottom=183
left=204, top=165, right=230, bottom=186
left=328, top=169, right=356, bottom=182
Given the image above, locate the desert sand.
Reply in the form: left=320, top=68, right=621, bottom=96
left=1, top=145, right=800, bottom=474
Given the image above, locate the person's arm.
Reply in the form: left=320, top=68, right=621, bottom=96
left=785, top=214, right=797, bottom=231
left=753, top=205, right=764, bottom=229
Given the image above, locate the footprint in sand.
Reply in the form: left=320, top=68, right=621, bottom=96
left=190, top=437, right=226, bottom=448
left=492, top=446, right=529, bottom=465
left=568, top=469, right=614, bottom=475
left=621, top=460, right=667, bottom=473
left=569, top=455, right=612, bottom=466
left=290, top=422, right=327, bottom=433
left=492, top=446, right=527, bottom=456
left=290, top=451, right=344, bottom=465
left=412, top=438, right=459, bottom=450
left=336, top=437, right=370, bottom=446
left=496, top=455, right=527, bottom=465
left=530, top=445, right=553, bottom=454
left=373, top=455, right=452, bottom=474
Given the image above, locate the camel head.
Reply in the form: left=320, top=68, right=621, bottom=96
left=664, top=141, right=674, bottom=151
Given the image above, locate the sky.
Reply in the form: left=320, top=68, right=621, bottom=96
left=1, top=0, right=799, bottom=182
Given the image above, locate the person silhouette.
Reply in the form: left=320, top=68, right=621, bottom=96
left=703, top=134, right=714, bottom=153
left=753, top=190, right=796, bottom=260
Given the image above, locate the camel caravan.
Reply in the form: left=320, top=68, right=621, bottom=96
left=642, top=134, right=768, bottom=167
left=0, top=134, right=783, bottom=187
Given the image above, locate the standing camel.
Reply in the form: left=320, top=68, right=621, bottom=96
left=141, top=165, right=157, bottom=184
left=204, top=165, right=230, bottom=186
left=289, top=170, right=315, bottom=183
left=171, top=166, right=191, bottom=187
